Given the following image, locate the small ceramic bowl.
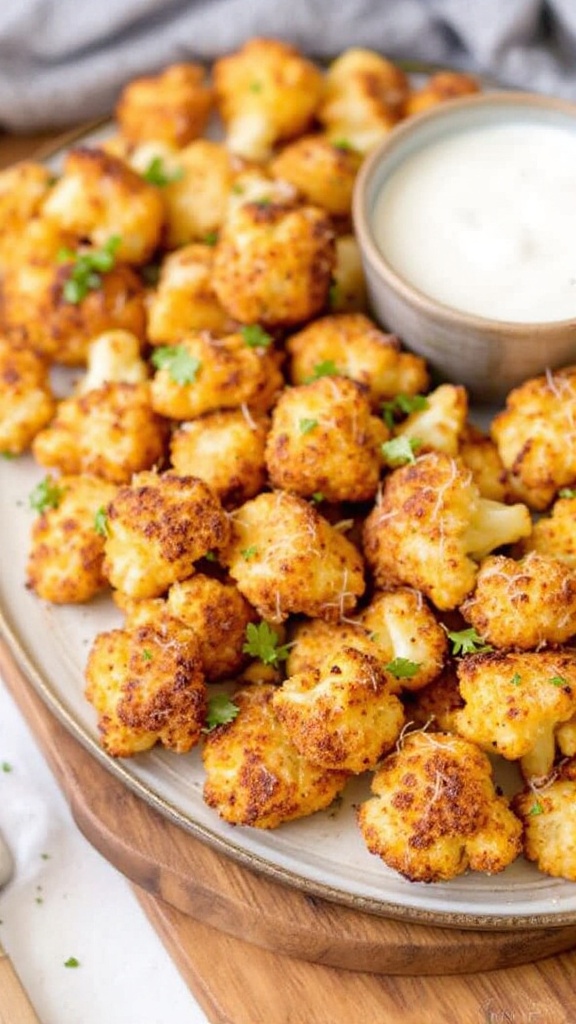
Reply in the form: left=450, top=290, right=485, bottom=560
left=353, top=91, right=576, bottom=404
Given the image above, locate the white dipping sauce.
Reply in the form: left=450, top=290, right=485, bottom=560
left=373, top=121, right=576, bottom=322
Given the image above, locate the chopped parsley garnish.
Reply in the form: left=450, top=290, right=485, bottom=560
left=151, top=345, right=201, bottom=384
left=29, top=475, right=65, bottom=514
left=204, top=550, right=217, bottom=562
left=203, top=694, right=239, bottom=732
left=385, top=657, right=421, bottom=679
left=549, top=675, right=568, bottom=687
left=94, top=506, right=109, bottom=537
left=242, top=621, right=290, bottom=666
left=332, top=138, right=353, bottom=151
left=64, top=957, right=80, bottom=968
left=306, top=360, right=341, bottom=382
left=1, top=762, right=12, bottom=773
left=240, top=324, right=272, bottom=348
left=299, top=418, right=318, bottom=435
left=381, top=393, right=429, bottom=430
left=59, top=235, right=121, bottom=304
left=446, top=627, right=493, bottom=657
left=142, top=156, right=184, bottom=187
left=241, top=545, right=258, bottom=561
left=311, top=491, right=325, bottom=504
left=203, top=230, right=218, bottom=246
left=528, top=801, right=544, bottom=817
left=142, top=649, right=153, bottom=662
left=381, top=436, right=422, bottom=466
left=510, top=673, right=522, bottom=686
left=1, top=451, right=16, bottom=460
left=559, top=487, right=576, bottom=499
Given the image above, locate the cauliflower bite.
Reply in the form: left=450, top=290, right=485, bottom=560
left=150, top=331, right=283, bottom=420
left=158, top=140, right=237, bottom=248
left=77, top=330, right=148, bottom=393
left=146, top=244, right=233, bottom=343
left=317, top=48, right=409, bottom=153
left=287, top=313, right=429, bottom=409
left=512, top=766, right=576, bottom=881
left=0, top=339, right=55, bottom=455
left=169, top=409, right=269, bottom=508
left=167, top=574, right=256, bottom=681
left=270, top=134, right=362, bottom=219
left=115, top=62, right=213, bottom=147
left=212, top=197, right=336, bottom=327
left=491, top=366, right=576, bottom=510
left=285, top=617, right=377, bottom=676
left=519, top=493, right=576, bottom=568
left=42, top=147, right=164, bottom=265
left=26, top=474, right=117, bottom=603
left=103, top=471, right=230, bottom=598
left=362, top=452, right=532, bottom=610
left=455, top=648, right=576, bottom=779
left=272, top=646, right=404, bottom=773
left=85, top=619, right=206, bottom=757
left=358, top=588, right=447, bottom=691
left=330, top=235, right=368, bottom=314
left=202, top=682, right=348, bottom=828
left=394, top=384, right=468, bottom=457
left=458, top=422, right=509, bottom=502
left=265, top=375, right=388, bottom=503
left=357, top=731, right=522, bottom=882
left=32, top=382, right=167, bottom=484
left=405, top=71, right=480, bottom=117
left=0, top=161, right=53, bottom=265
left=221, top=490, right=365, bottom=622
left=213, top=38, right=323, bottom=162
left=460, top=552, right=576, bottom=650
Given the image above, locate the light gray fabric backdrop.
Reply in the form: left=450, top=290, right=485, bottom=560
left=1, top=0, right=576, bottom=131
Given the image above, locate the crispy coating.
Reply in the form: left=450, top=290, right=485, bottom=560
left=357, top=731, right=522, bottom=882
left=103, top=471, right=230, bottom=599
left=455, top=648, right=576, bottom=779
left=362, top=452, right=532, bottom=611
left=212, top=198, right=336, bottom=327
left=202, top=682, right=348, bottom=828
left=458, top=422, right=509, bottom=502
left=85, top=620, right=206, bottom=757
left=358, top=588, right=447, bottom=691
left=77, top=330, right=148, bottom=393
left=146, top=244, right=233, bottom=343
left=26, top=474, right=117, bottom=603
left=286, top=313, right=429, bottom=408
left=330, top=235, right=368, bottom=313
left=519, top=494, right=576, bottom=568
left=221, top=491, right=366, bottom=622
left=491, top=366, right=576, bottom=510
left=213, top=38, right=323, bottom=161
left=406, top=666, right=465, bottom=734
left=512, top=770, right=576, bottom=881
left=169, top=409, right=269, bottom=508
left=405, top=71, right=480, bottom=117
left=395, top=384, right=468, bottom=456
left=265, top=376, right=388, bottom=503
left=272, top=645, right=404, bottom=773
left=0, top=339, right=55, bottom=454
left=270, top=134, right=362, bottom=218
left=0, top=161, right=53, bottom=266
left=167, top=574, right=256, bottom=681
left=285, top=617, right=377, bottom=676
left=115, top=62, right=213, bottom=147
left=32, top=382, right=167, bottom=484
left=460, top=552, right=576, bottom=650
left=159, top=140, right=237, bottom=248
left=150, top=331, right=283, bottom=420
left=42, top=147, right=164, bottom=265
left=317, top=48, right=409, bottom=153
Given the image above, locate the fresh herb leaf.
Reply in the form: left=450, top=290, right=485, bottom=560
left=203, top=694, right=239, bottom=732
left=447, top=627, right=493, bottom=656
left=94, top=506, right=109, bottom=537
left=242, top=621, right=290, bottom=666
left=142, top=649, right=153, bottom=662
left=332, top=138, right=353, bottom=151
left=241, top=545, right=258, bottom=561
left=528, top=801, right=544, bottom=817
left=510, top=672, right=522, bottom=686
left=203, top=230, right=218, bottom=246
left=385, top=657, right=421, bottom=679
left=29, top=475, right=65, bottom=513
left=549, top=675, right=568, bottom=687
left=240, top=324, right=272, bottom=348
left=59, top=236, right=121, bottom=304
left=1, top=762, right=12, bottom=773
left=142, top=156, right=184, bottom=187
left=299, top=418, right=318, bottom=435
left=204, top=550, right=217, bottom=562
left=559, top=487, right=576, bottom=499
left=151, top=345, right=201, bottom=385
left=381, top=393, right=429, bottom=429
left=306, top=359, right=341, bottom=382
left=381, top=436, right=422, bottom=466
left=311, top=491, right=325, bottom=504
left=64, top=957, right=80, bottom=968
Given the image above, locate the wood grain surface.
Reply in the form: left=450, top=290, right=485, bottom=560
left=0, top=945, right=42, bottom=1024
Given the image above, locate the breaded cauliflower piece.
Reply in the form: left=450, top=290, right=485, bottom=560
left=0, top=161, right=53, bottom=265
left=460, top=552, right=576, bottom=650
left=362, top=452, right=532, bottom=610
left=285, top=617, right=377, bottom=676
left=272, top=646, right=404, bottom=773
left=519, top=493, right=576, bottom=568
left=330, top=235, right=368, bottom=314
left=159, top=140, right=237, bottom=249
left=103, top=471, right=229, bottom=599
left=287, top=313, right=429, bottom=409
left=455, top=648, right=576, bottom=779
left=317, top=48, right=409, bottom=153
left=265, top=375, right=388, bottom=503
left=512, top=766, right=576, bottom=881
left=169, top=409, right=269, bottom=508
left=357, top=731, right=522, bottom=882
left=115, top=62, right=213, bottom=147
left=42, top=147, right=164, bottom=265
left=0, top=339, right=55, bottom=455
left=213, top=38, right=323, bottom=162
left=167, top=574, right=256, bottom=681
left=78, top=330, right=148, bottom=393
left=85, top=620, right=206, bottom=757
left=406, top=666, right=465, bottom=734
left=212, top=196, right=335, bottom=327
left=26, top=474, right=117, bottom=603
left=32, top=382, right=167, bottom=484
left=394, top=384, right=468, bottom=457
left=221, top=490, right=365, bottom=622
left=405, top=71, right=480, bottom=117
left=458, top=422, right=509, bottom=502
left=491, top=366, right=576, bottom=510
left=358, top=588, right=447, bottom=691
left=150, top=331, right=283, bottom=420
left=146, top=244, right=233, bottom=343
left=202, top=682, right=348, bottom=828
left=270, top=134, right=362, bottom=219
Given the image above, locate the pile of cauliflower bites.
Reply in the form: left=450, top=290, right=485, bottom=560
left=3, top=38, right=576, bottom=887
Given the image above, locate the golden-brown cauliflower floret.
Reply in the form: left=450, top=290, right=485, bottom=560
left=77, top=330, right=148, bottom=393
left=455, top=648, right=576, bottom=779
left=270, top=134, right=362, bottom=219
left=460, top=552, right=576, bottom=650
left=458, top=422, right=509, bottom=502
left=512, top=767, right=576, bottom=881
left=317, top=48, right=409, bottom=153
left=212, top=197, right=335, bottom=327
left=265, top=376, right=387, bottom=503
left=159, top=140, right=237, bottom=248
left=285, top=617, right=377, bottom=676
left=272, top=646, right=404, bottom=773
left=357, top=731, right=522, bottom=882
left=202, top=682, right=348, bottom=828
left=115, top=62, right=213, bottom=147
left=213, top=38, right=323, bottom=162
left=169, top=409, right=269, bottom=508
left=26, top=474, right=117, bottom=603
left=287, top=313, right=429, bottom=409
left=0, top=340, right=55, bottom=454
left=405, top=71, right=480, bottom=117
left=491, top=366, right=576, bottom=510
left=85, top=620, right=206, bottom=757
left=167, top=574, right=256, bottom=681
left=150, top=332, right=283, bottom=420
left=394, top=384, right=468, bottom=456
left=358, top=588, right=447, bottom=691
left=0, top=161, right=53, bottom=265
left=146, top=244, right=233, bottom=343
left=519, top=493, right=576, bottom=568
left=330, top=235, right=368, bottom=313
left=32, top=382, right=167, bottom=484
left=362, top=452, right=532, bottom=610
left=103, top=471, right=230, bottom=598
left=221, top=491, right=365, bottom=622
left=42, top=148, right=164, bottom=265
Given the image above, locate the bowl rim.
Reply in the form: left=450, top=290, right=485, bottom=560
left=352, top=89, right=576, bottom=334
